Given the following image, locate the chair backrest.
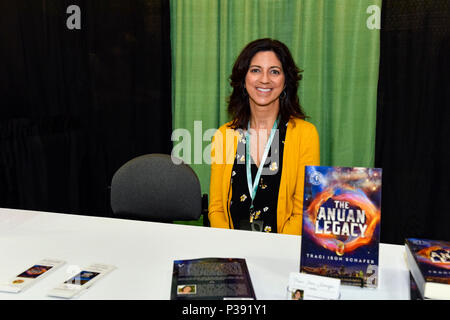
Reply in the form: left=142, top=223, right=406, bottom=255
left=110, top=153, right=202, bottom=222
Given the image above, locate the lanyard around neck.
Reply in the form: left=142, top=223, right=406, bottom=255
left=245, top=118, right=279, bottom=208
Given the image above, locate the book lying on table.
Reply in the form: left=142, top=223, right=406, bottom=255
left=405, top=238, right=450, bottom=300
left=409, top=272, right=423, bottom=300
left=170, top=258, right=256, bottom=300
left=300, top=166, right=382, bottom=288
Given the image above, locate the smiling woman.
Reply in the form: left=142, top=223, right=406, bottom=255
left=227, top=39, right=306, bottom=130
left=245, top=51, right=285, bottom=168
left=208, top=38, right=320, bottom=235
left=245, top=51, right=285, bottom=111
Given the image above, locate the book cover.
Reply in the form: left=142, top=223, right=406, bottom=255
left=170, top=257, right=256, bottom=300
left=405, top=238, right=450, bottom=300
left=300, top=166, right=382, bottom=288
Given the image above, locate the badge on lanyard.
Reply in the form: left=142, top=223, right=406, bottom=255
left=245, top=117, right=279, bottom=231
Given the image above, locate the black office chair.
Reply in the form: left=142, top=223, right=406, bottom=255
left=110, top=153, right=209, bottom=225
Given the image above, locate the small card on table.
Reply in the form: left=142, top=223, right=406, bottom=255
left=287, top=272, right=340, bottom=300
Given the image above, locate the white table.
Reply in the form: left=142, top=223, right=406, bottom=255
left=0, top=208, right=410, bottom=300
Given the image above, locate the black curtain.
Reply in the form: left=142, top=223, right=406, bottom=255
left=376, top=0, right=450, bottom=244
left=0, top=0, right=172, bottom=217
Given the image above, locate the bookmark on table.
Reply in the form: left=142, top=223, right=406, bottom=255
left=0, top=258, right=65, bottom=293
left=48, top=263, right=116, bottom=299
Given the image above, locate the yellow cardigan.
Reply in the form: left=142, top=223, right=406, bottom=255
left=208, top=117, right=320, bottom=235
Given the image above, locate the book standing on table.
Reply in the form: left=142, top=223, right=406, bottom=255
left=300, top=166, right=382, bottom=288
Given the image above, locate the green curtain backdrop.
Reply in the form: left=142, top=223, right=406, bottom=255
left=170, top=0, right=381, bottom=202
